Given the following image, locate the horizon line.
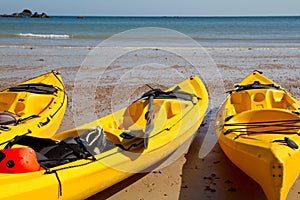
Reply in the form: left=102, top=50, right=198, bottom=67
left=48, top=14, right=300, bottom=17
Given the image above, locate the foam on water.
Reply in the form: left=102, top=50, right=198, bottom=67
left=17, top=33, right=70, bottom=39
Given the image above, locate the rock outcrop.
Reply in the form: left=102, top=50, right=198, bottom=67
left=0, top=9, right=50, bottom=18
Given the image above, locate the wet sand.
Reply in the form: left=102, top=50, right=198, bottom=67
left=0, top=46, right=300, bottom=199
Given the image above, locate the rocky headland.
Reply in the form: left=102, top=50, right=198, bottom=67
left=0, top=9, right=50, bottom=18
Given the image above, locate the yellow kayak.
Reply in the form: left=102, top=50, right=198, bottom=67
left=0, top=75, right=208, bottom=199
left=0, top=70, right=67, bottom=145
left=215, top=70, right=300, bottom=200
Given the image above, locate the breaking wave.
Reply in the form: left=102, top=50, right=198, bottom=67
left=17, top=33, right=70, bottom=39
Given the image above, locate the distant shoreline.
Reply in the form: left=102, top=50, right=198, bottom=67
left=44, top=15, right=300, bottom=18
left=1, top=14, right=299, bottom=18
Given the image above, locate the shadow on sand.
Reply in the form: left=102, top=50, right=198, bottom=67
left=87, top=172, right=148, bottom=200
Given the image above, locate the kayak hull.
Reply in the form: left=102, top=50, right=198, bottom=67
left=0, top=75, right=208, bottom=200
left=215, top=71, right=300, bottom=200
left=0, top=71, right=67, bottom=145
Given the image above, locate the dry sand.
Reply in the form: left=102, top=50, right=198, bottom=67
left=1, top=46, right=300, bottom=199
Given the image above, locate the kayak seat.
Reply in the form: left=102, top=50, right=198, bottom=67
left=165, top=101, right=182, bottom=119
left=230, top=91, right=251, bottom=113
left=121, top=102, right=162, bottom=131
left=231, top=89, right=289, bottom=112
left=267, top=90, right=287, bottom=109
left=230, top=92, right=242, bottom=104
left=0, top=92, right=18, bottom=113
left=121, top=101, right=146, bottom=129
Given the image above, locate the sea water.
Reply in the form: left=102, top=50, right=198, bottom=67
left=0, top=16, right=300, bottom=47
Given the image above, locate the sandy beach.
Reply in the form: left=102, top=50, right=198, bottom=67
left=1, top=45, right=300, bottom=199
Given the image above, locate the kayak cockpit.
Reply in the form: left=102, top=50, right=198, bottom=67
left=230, top=88, right=298, bottom=115
left=0, top=84, right=58, bottom=117
left=100, top=97, right=193, bottom=150
left=98, top=87, right=198, bottom=150
left=118, top=99, right=189, bottom=130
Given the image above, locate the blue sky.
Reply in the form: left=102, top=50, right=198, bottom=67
left=1, top=0, right=299, bottom=16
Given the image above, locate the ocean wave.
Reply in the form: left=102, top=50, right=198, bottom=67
left=0, top=33, right=297, bottom=42
left=17, top=33, right=70, bottom=39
